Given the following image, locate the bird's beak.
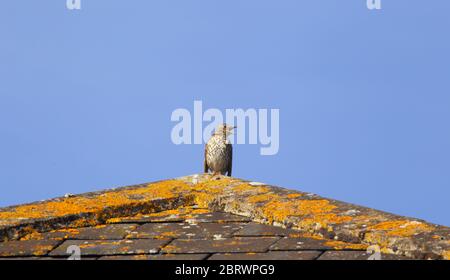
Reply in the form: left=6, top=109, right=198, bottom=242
left=228, top=126, right=236, bottom=134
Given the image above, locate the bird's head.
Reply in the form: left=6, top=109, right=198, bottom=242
left=214, top=123, right=236, bottom=137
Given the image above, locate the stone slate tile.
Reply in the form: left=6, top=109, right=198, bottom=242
left=41, top=224, right=138, bottom=240
left=98, top=254, right=209, bottom=260
left=0, top=257, right=42, bottom=260
left=0, top=240, right=61, bottom=257
left=105, top=207, right=209, bottom=224
left=49, top=239, right=171, bottom=257
left=161, top=237, right=280, bottom=254
left=269, top=237, right=332, bottom=251
left=108, top=214, right=186, bottom=223
left=107, top=211, right=250, bottom=224
left=186, top=212, right=251, bottom=223
left=128, top=222, right=243, bottom=239
left=233, top=223, right=298, bottom=237
left=318, top=251, right=370, bottom=260
left=208, top=250, right=322, bottom=260
left=317, top=251, right=411, bottom=260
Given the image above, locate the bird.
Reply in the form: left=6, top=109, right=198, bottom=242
left=204, top=123, right=235, bottom=178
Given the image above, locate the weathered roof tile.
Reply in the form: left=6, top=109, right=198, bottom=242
left=317, top=250, right=411, bottom=260
left=49, top=239, right=171, bottom=257
left=0, top=239, right=61, bottom=257
left=99, top=253, right=209, bottom=260
left=29, top=224, right=139, bottom=241
left=127, top=222, right=244, bottom=239
left=233, top=222, right=298, bottom=237
left=161, top=237, right=280, bottom=254
left=208, top=250, right=322, bottom=260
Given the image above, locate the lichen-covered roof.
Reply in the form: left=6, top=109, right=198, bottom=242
left=0, top=174, right=448, bottom=260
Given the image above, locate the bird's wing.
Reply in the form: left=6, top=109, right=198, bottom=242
left=226, top=143, right=232, bottom=176
left=204, top=144, right=209, bottom=173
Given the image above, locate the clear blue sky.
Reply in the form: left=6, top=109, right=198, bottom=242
left=1, top=1, right=449, bottom=225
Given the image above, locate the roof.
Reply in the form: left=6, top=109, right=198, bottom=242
left=0, top=174, right=448, bottom=260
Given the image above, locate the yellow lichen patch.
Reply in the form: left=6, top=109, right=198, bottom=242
left=162, top=244, right=178, bottom=252
left=159, top=231, right=177, bottom=238
left=146, top=207, right=209, bottom=217
left=68, top=218, right=98, bottom=228
left=299, top=214, right=353, bottom=229
left=324, top=240, right=368, bottom=250
left=79, top=243, right=98, bottom=249
left=195, top=177, right=239, bottom=189
left=247, top=193, right=280, bottom=204
left=106, top=217, right=127, bottom=224
left=184, top=209, right=211, bottom=216
left=286, top=193, right=303, bottom=199
left=20, top=232, right=44, bottom=241
left=288, top=232, right=324, bottom=240
left=261, top=199, right=337, bottom=224
left=186, top=179, right=256, bottom=208
left=22, top=228, right=83, bottom=241
left=443, top=250, right=450, bottom=260
left=0, top=180, right=191, bottom=223
left=106, top=206, right=211, bottom=224
left=33, top=245, right=56, bottom=256
left=134, top=180, right=192, bottom=198
left=51, top=228, right=80, bottom=235
left=231, top=183, right=270, bottom=194
left=194, top=192, right=216, bottom=208
left=94, top=225, right=107, bottom=229
left=367, top=220, right=435, bottom=237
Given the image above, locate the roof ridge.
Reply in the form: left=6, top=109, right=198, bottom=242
left=0, top=174, right=449, bottom=259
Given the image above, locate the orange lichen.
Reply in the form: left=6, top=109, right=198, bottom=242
left=299, top=213, right=353, bottom=229
left=20, top=232, right=44, bottom=241
left=367, top=220, right=435, bottom=237
left=247, top=194, right=279, bottom=204
left=106, top=207, right=211, bottom=224
left=0, top=180, right=191, bottom=222
left=193, top=192, right=216, bottom=208
left=68, top=218, right=98, bottom=228
left=443, top=250, right=450, bottom=260
left=94, top=225, right=107, bottom=229
left=79, top=243, right=98, bottom=249
left=324, top=240, right=368, bottom=250
left=161, top=244, right=178, bottom=252
left=288, top=232, right=324, bottom=239
left=159, top=231, right=178, bottom=238
left=32, top=245, right=56, bottom=256
left=231, top=184, right=270, bottom=194
left=286, top=193, right=303, bottom=199
left=262, top=199, right=337, bottom=224
left=1, top=176, right=447, bottom=259
left=147, top=207, right=209, bottom=217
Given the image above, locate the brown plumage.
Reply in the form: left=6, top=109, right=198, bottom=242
left=204, top=124, right=235, bottom=176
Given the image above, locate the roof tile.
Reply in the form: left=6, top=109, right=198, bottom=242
left=208, top=250, right=322, bottom=260
left=161, top=237, right=280, bottom=254
left=49, top=239, right=171, bottom=257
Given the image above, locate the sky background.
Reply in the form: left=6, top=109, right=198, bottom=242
left=1, top=1, right=449, bottom=225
